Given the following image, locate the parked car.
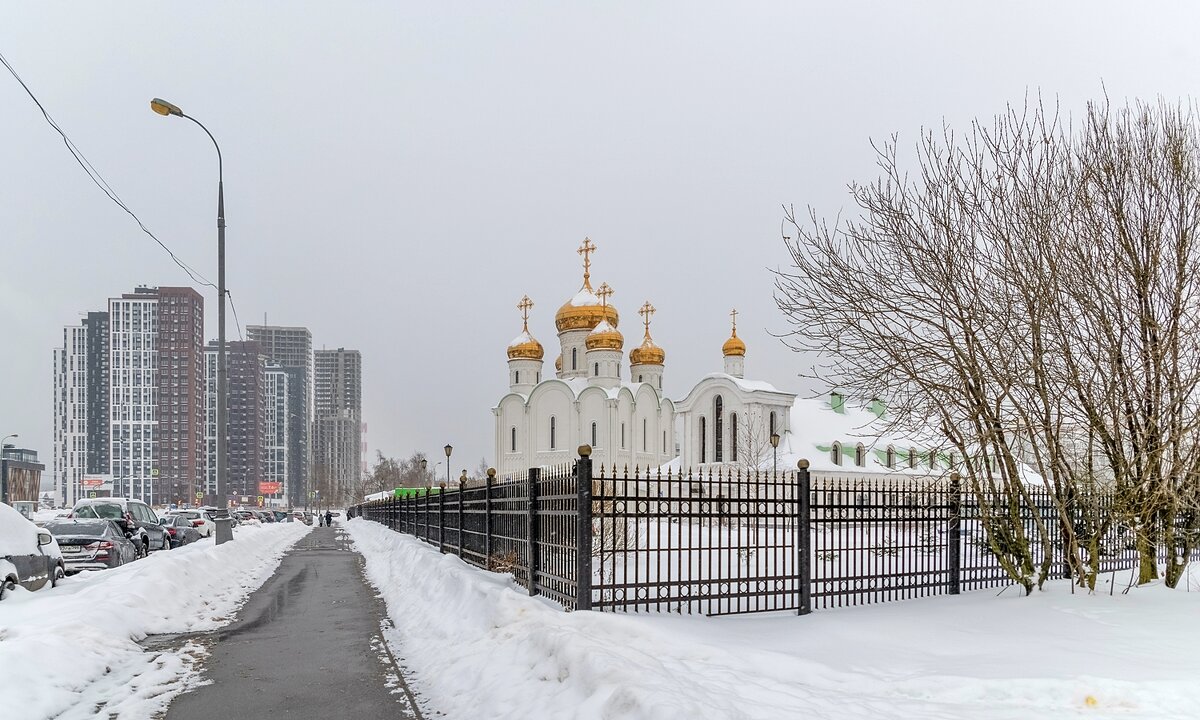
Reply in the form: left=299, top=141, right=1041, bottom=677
left=70, top=498, right=170, bottom=556
left=233, top=510, right=261, bottom=526
left=272, top=510, right=289, bottom=522
left=43, top=518, right=137, bottom=573
left=1, top=502, right=65, bottom=599
left=167, top=509, right=215, bottom=538
left=291, top=511, right=309, bottom=525
left=159, top=515, right=204, bottom=548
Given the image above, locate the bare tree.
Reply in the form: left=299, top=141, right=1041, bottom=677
left=775, top=96, right=1200, bottom=592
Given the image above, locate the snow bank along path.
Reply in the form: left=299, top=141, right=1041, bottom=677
left=0, top=522, right=310, bottom=720
left=345, top=517, right=1200, bottom=720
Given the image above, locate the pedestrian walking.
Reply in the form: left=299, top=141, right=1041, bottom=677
left=324, top=510, right=333, bottom=527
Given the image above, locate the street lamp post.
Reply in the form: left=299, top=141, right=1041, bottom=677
left=150, top=98, right=231, bottom=545
left=0, top=433, right=18, bottom=505
left=420, top=458, right=428, bottom=488
left=444, top=444, right=453, bottom=489
left=770, top=432, right=781, bottom=477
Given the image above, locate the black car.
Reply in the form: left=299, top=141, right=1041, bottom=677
left=159, top=515, right=204, bottom=548
left=70, top=498, right=170, bottom=555
left=1, top=502, right=65, bottom=599
left=43, top=518, right=138, bottom=573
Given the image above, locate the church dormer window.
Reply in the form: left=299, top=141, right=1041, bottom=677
left=908, top=448, right=917, bottom=469
left=591, top=422, right=597, bottom=447
left=550, top=416, right=557, bottom=450
left=855, top=444, right=866, bottom=467
left=510, top=427, right=517, bottom=453
left=831, top=441, right=842, bottom=466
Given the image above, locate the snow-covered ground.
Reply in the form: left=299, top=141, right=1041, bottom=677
left=0, top=521, right=309, bottom=720
left=344, top=517, right=1200, bottom=720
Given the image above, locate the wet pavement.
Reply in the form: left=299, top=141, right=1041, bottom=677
left=165, top=526, right=422, bottom=719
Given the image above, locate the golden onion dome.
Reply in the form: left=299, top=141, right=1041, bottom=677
left=555, top=285, right=619, bottom=332
left=585, top=319, right=624, bottom=351
left=507, top=330, right=544, bottom=361
left=722, top=330, right=746, bottom=357
left=508, top=295, right=545, bottom=361
left=630, top=337, right=665, bottom=366
left=631, top=300, right=664, bottom=366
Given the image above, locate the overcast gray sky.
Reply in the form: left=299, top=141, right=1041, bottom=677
left=3, top=2, right=1198, bottom=478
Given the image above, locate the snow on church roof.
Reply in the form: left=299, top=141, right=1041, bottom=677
left=508, top=330, right=538, bottom=348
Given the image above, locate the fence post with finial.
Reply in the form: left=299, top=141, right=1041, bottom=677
left=797, top=458, right=812, bottom=615
left=527, top=466, right=540, bottom=596
left=485, top=468, right=495, bottom=569
left=948, top=472, right=962, bottom=595
left=576, top=445, right=594, bottom=611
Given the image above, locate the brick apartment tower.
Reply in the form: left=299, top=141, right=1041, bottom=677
left=154, top=287, right=206, bottom=504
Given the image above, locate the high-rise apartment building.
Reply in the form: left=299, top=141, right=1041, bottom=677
left=246, top=325, right=312, bottom=507
left=154, top=287, right=206, bottom=504
left=54, top=286, right=204, bottom=506
left=263, top=364, right=291, bottom=503
left=52, top=324, right=89, bottom=507
left=204, top=341, right=266, bottom=502
left=314, top=348, right=362, bottom=503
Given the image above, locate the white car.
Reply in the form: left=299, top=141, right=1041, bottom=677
left=165, top=510, right=216, bottom=538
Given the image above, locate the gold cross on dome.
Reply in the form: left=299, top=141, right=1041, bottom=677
left=730, top=308, right=738, bottom=334
left=597, top=282, right=613, bottom=308
left=517, top=295, right=534, bottom=331
left=639, top=301, right=656, bottom=338
left=577, top=237, right=597, bottom=289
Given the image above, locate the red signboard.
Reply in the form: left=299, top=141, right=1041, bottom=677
left=258, top=482, right=283, bottom=495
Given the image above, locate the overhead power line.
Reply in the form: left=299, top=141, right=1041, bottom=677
left=0, top=48, right=216, bottom=290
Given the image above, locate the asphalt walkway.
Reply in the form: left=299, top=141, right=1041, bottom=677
left=166, top=525, right=422, bottom=719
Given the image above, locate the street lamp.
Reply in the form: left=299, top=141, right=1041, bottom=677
left=420, top=458, right=428, bottom=488
left=0, top=434, right=17, bottom=505
left=769, top=432, right=781, bottom=476
left=444, top=444, right=453, bottom=488
left=151, top=97, right=231, bottom=544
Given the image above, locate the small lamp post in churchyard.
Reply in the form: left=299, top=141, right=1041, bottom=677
left=444, top=445, right=453, bottom=488
left=770, top=432, right=781, bottom=476
left=420, top=458, right=428, bottom=488
left=0, top=434, right=17, bottom=505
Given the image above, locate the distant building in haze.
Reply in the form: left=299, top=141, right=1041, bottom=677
left=314, top=348, right=362, bottom=504
left=247, top=325, right=313, bottom=507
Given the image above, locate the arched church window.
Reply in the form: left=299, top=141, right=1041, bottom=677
left=908, top=448, right=917, bottom=469
left=886, top=446, right=895, bottom=469
left=855, top=444, right=866, bottom=467
left=730, top=413, right=738, bottom=462
left=620, top=422, right=626, bottom=449
left=550, top=416, right=557, bottom=450
left=591, top=422, right=597, bottom=447
left=714, top=396, right=724, bottom=463
left=572, top=348, right=577, bottom=371
left=699, top=417, right=707, bottom=463
left=514, top=370, right=519, bottom=384
left=510, top=427, right=517, bottom=453
left=638, top=374, right=643, bottom=383
left=594, top=363, right=599, bottom=377
left=536, top=372, right=539, bottom=383
left=930, top=449, right=938, bottom=470
left=643, top=418, right=647, bottom=451
left=658, top=377, right=662, bottom=390
left=769, top=411, right=777, bottom=438
left=662, top=430, right=667, bottom=453
left=617, top=364, right=620, bottom=379
left=831, top=441, right=842, bottom=466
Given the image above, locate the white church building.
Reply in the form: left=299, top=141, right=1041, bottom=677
left=495, top=240, right=957, bottom=482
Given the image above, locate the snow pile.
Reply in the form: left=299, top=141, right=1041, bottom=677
left=346, top=517, right=1200, bottom=720
left=0, top=521, right=309, bottom=720
left=0, top=501, right=41, bottom=556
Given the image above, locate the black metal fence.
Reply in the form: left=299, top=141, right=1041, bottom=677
left=355, top=449, right=1195, bottom=616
